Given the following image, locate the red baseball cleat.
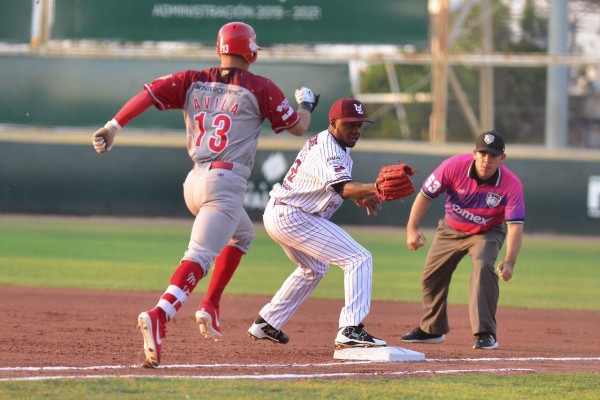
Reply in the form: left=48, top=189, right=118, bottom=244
left=195, top=302, right=222, bottom=339
left=137, top=309, right=166, bottom=368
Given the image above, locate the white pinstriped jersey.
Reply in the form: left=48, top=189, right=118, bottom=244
left=270, top=129, right=353, bottom=219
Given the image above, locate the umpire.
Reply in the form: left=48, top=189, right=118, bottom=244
left=400, top=131, right=525, bottom=350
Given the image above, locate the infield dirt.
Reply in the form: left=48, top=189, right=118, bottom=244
left=1, top=286, right=599, bottom=379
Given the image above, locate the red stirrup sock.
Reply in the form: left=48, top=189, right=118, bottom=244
left=202, top=245, right=244, bottom=308
left=154, top=260, right=204, bottom=322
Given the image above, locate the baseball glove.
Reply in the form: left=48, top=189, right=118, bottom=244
left=375, top=161, right=416, bottom=201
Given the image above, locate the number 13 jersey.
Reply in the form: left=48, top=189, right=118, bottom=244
left=144, top=67, right=300, bottom=170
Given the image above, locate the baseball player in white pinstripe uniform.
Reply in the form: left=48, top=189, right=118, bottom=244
left=248, top=98, right=388, bottom=349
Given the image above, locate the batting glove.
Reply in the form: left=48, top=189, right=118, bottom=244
left=92, top=119, right=121, bottom=153
left=295, top=87, right=320, bottom=113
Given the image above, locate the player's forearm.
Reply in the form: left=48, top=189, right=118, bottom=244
left=340, top=182, right=376, bottom=200
left=504, top=223, right=523, bottom=264
left=407, top=193, right=431, bottom=230
left=287, top=109, right=312, bottom=136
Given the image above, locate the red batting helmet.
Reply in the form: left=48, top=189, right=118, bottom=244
left=216, top=22, right=261, bottom=64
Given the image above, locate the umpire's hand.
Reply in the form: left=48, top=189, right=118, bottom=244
left=497, top=261, right=514, bottom=281
left=406, top=228, right=426, bottom=251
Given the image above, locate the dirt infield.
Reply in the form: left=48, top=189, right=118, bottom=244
left=1, top=286, right=599, bottom=380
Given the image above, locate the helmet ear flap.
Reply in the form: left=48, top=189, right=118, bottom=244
left=216, top=22, right=261, bottom=63
left=246, top=51, right=258, bottom=64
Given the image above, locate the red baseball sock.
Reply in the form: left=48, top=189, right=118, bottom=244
left=202, top=245, right=244, bottom=308
left=155, top=260, right=203, bottom=322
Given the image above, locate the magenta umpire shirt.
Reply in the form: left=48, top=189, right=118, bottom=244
left=420, top=153, right=525, bottom=235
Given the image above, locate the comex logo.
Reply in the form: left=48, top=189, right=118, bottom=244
left=588, top=176, right=600, bottom=218
left=452, top=204, right=491, bottom=225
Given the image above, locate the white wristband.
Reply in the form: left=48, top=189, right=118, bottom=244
left=104, top=118, right=122, bottom=135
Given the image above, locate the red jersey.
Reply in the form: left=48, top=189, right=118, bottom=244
left=144, top=67, right=300, bottom=169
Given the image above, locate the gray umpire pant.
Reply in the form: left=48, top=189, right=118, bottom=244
left=419, top=218, right=506, bottom=336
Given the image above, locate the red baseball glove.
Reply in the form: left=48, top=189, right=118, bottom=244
left=375, top=161, right=416, bottom=201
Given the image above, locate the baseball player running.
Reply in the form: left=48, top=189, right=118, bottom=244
left=92, top=22, right=318, bottom=367
left=400, top=131, right=525, bottom=350
left=247, top=98, right=415, bottom=348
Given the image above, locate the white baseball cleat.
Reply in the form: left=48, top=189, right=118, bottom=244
left=247, top=316, right=289, bottom=344
left=334, top=324, right=387, bottom=349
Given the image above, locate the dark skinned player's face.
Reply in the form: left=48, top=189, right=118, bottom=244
left=330, top=119, right=363, bottom=148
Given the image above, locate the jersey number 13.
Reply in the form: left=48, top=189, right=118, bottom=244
left=194, top=112, right=232, bottom=152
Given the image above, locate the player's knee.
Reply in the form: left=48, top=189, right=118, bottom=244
left=360, top=248, right=372, bottom=263
left=246, top=223, right=255, bottom=243
left=181, top=255, right=211, bottom=276
left=352, top=248, right=372, bottom=269
left=231, top=227, right=254, bottom=252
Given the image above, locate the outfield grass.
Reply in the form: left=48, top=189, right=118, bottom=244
left=1, top=216, right=599, bottom=399
left=1, top=216, right=599, bottom=310
left=1, top=374, right=599, bottom=400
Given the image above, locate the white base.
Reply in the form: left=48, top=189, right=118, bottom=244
left=333, top=346, right=425, bottom=362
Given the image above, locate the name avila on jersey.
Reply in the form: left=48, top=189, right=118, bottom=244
left=452, top=203, right=491, bottom=225
left=192, top=95, right=239, bottom=116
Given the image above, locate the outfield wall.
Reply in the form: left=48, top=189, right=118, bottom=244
left=0, top=55, right=349, bottom=131
left=1, top=129, right=599, bottom=235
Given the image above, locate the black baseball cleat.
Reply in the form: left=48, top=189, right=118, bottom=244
left=247, top=316, right=289, bottom=344
left=334, top=324, right=387, bottom=349
left=400, top=327, right=446, bottom=344
left=473, top=332, right=499, bottom=350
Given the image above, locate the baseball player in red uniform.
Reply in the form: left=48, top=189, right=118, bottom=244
left=400, top=131, right=525, bottom=350
left=247, top=98, right=401, bottom=349
left=92, top=22, right=318, bottom=367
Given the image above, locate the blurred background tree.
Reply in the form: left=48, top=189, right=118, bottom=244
left=361, top=0, right=553, bottom=144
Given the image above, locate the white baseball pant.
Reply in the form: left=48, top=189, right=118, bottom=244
left=260, top=198, right=372, bottom=329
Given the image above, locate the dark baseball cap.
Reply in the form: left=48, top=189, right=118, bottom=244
left=475, top=131, right=505, bottom=155
left=329, top=98, right=373, bottom=123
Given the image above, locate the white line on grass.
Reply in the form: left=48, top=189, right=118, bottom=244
left=429, top=357, right=600, bottom=362
left=0, top=368, right=535, bottom=382
left=1, top=356, right=598, bottom=373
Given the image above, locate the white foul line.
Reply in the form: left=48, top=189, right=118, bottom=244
left=0, top=368, right=536, bottom=382
left=1, top=356, right=598, bottom=373
left=429, top=357, right=600, bottom=362
left=1, top=356, right=598, bottom=382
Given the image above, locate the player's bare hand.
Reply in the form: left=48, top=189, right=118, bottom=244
left=497, top=261, right=514, bottom=281
left=352, top=196, right=381, bottom=216
left=407, top=229, right=426, bottom=251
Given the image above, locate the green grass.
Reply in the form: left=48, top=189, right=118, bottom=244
left=1, top=216, right=599, bottom=398
left=1, top=217, right=599, bottom=310
left=1, top=373, right=599, bottom=400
